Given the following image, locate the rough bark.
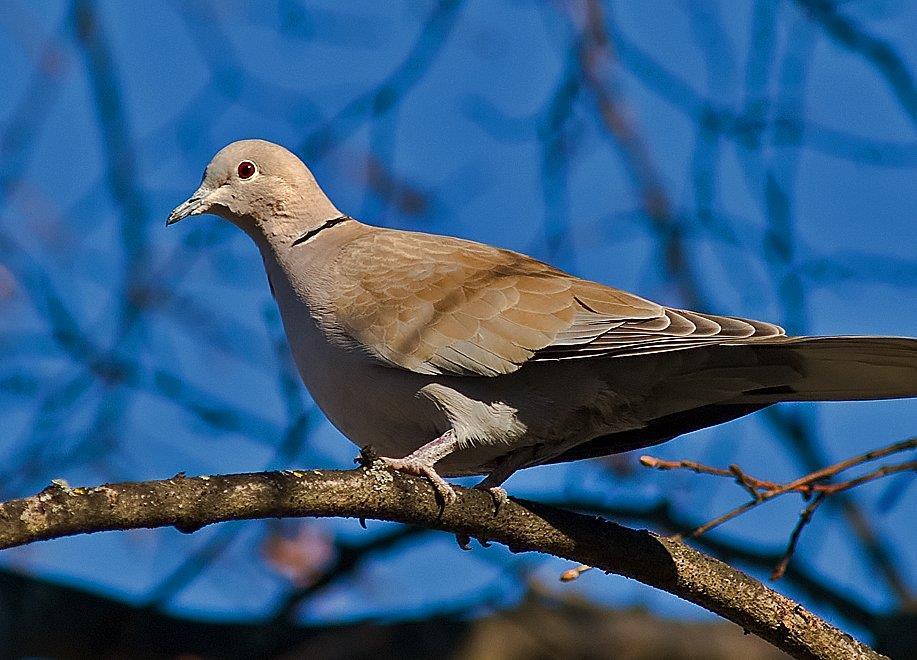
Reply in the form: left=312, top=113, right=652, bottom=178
left=0, top=464, right=884, bottom=660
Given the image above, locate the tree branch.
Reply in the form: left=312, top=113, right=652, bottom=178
left=639, top=439, right=916, bottom=551
left=0, top=464, right=884, bottom=659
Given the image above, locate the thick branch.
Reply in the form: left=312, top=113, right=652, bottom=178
left=0, top=465, right=883, bottom=660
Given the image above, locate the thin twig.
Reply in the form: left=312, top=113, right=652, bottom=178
left=772, top=493, right=828, bottom=581
left=642, top=439, right=916, bottom=575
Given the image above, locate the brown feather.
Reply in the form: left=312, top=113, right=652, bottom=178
left=330, top=228, right=789, bottom=376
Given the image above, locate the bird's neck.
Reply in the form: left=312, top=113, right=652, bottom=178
left=246, top=203, right=364, bottom=306
left=241, top=188, right=342, bottom=254
left=253, top=213, right=367, bottom=343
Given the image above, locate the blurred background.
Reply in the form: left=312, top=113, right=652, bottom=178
left=0, top=0, right=915, bottom=657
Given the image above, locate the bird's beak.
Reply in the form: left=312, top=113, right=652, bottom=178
left=167, top=186, right=209, bottom=225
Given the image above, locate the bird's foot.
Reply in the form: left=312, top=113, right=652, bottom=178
left=476, top=485, right=509, bottom=514
left=375, top=430, right=459, bottom=505
left=381, top=455, right=457, bottom=505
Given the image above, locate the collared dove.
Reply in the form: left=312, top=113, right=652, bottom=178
left=169, top=140, right=917, bottom=503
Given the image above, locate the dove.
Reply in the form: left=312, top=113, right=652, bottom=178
left=169, top=140, right=917, bottom=504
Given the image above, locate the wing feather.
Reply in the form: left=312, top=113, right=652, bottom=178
left=330, top=229, right=785, bottom=376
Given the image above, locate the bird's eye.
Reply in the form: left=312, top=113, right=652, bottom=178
left=237, top=161, right=256, bottom=179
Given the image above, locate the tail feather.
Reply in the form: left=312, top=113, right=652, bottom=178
left=735, top=336, right=917, bottom=402
left=546, top=336, right=915, bottom=465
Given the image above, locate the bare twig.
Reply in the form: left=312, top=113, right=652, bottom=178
left=641, top=438, right=916, bottom=499
left=772, top=493, right=828, bottom=581
left=641, top=439, right=916, bottom=575
left=639, top=455, right=779, bottom=495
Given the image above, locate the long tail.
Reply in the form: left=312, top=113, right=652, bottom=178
left=734, top=336, right=917, bottom=402
left=548, top=336, right=915, bottom=465
left=547, top=336, right=915, bottom=465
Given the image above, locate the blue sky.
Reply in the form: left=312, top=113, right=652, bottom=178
left=0, top=0, right=914, bottom=642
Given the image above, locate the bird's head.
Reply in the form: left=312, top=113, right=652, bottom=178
left=168, top=139, right=340, bottom=241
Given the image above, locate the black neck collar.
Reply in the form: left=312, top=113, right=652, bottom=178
left=291, top=215, right=351, bottom=247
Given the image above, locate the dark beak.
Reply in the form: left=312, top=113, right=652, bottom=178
left=167, top=187, right=208, bottom=225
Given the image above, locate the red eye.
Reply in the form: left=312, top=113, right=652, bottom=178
left=237, top=161, right=256, bottom=179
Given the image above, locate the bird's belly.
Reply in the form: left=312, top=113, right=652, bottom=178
left=278, top=306, right=444, bottom=456
left=310, top=368, right=444, bottom=459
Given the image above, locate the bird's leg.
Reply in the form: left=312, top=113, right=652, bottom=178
left=380, top=430, right=459, bottom=505
left=474, top=445, right=539, bottom=513
left=454, top=450, right=533, bottom=549
left=474, top=470, right=511, bottom=514
left=453, top=465, right=513, bottom=551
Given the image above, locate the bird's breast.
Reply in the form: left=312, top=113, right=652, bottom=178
left=266, top=263, right=444, bottom=455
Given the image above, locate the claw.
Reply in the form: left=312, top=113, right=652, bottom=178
left=484, top=486, right=508, bottom=514
left=356, top=445, right=378, bottom=466
left=381, top=456, right=457, bottom=505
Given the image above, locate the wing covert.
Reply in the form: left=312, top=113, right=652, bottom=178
left=330, top=229, right=784, bottom=376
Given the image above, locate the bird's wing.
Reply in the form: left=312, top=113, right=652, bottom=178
left=329, top=229, right=784, bottom=377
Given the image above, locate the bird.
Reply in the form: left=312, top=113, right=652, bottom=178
left=168, top=139, right=917, bottom=504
